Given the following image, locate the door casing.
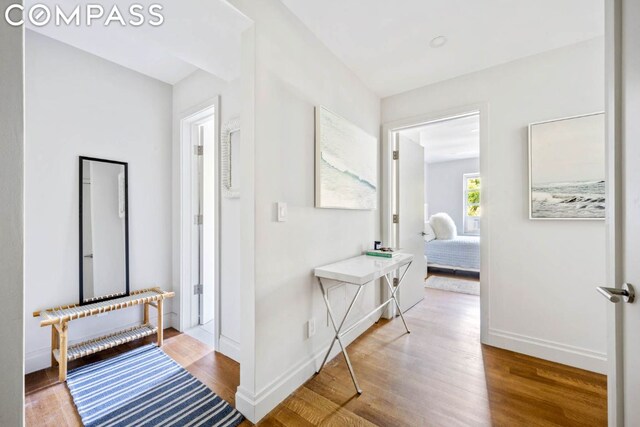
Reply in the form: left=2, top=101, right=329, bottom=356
left=178, top=97, right=221, bottom=351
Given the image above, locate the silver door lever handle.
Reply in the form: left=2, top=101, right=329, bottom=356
left=597, top=283, right=635, bottom=303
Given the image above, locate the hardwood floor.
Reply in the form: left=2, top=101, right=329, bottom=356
left=258, top=288, right=607, bottom=426
left=25, top=288, right=607, bottom=426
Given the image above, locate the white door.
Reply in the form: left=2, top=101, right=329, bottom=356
left=201, top=120, right=216, bottom=325
left=601, top=0, right=640, bottom=424
left=395, top=133, right=426, bottom=312
left=190, top=123, right=203, bottom=327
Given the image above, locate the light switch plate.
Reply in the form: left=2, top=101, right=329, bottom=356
left=277, top=202, right=288, bottom=222
left=307, top=318, right=316, bottom=338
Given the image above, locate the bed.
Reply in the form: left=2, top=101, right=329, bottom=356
left=424, top=235, right=480, bottom=272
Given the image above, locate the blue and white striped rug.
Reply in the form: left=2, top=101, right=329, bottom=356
left=67, top=344, right=244, bottom=427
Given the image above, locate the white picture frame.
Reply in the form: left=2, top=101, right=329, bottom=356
left=528, top=112, right=605, bottom=220
left=221, top=117, right=240, bottom=199
left=315, top=106, right=378, bottom=210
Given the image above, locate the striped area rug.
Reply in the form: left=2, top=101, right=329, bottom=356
left=66, top=344, right=244, bottom=427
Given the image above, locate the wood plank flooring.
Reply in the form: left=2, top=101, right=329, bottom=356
left=25, top=286, right=607, bottom=426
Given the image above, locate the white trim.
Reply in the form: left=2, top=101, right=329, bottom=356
left=486, top=328, right=607, bottom=374
left=178, top=97, right=221, bottom=357
left=381, top=103, right=490, bottom=343
left=527, top=111, right=606, bottom=221
left=236, top=24, right=257, bottom=407
left=235, top=317, right=377, bottom=423
left=218, top=335, right=241, bottom=363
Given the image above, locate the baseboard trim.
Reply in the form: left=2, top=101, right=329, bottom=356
left=218, top=335, right=240, bottom=362
left=25, top=311, right=178, bottom=374
left=486, top=328, right=607, bottom=374
left=235, top=315, right=379, bottom=423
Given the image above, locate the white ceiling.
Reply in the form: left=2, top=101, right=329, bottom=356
left=26, top=0, right=252, bottom=84
left=281, top=0, right=604, bottom=97
left=401, top=114, right=479, bottom=164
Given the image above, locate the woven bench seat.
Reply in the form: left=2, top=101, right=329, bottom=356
left=34, top=288, right=174, bottom=326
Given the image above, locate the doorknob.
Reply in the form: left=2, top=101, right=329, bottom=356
left=596, top=283, right=635, bottom=303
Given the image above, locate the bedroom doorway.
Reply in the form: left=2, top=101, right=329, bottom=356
left=383, top=106, right=487, bottom=332
left=411, top=112, right=481, bottom=295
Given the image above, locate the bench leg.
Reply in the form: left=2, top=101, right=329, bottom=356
left=59, top=322, right=68, bottom=382
left=51, top=325, right=59, bottom=367
left=157, top=299, right=163, bottom=347
left=144, top=302, right=149, bottom=324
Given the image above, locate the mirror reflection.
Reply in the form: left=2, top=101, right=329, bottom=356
left=80, top=157, right=129, bottom=304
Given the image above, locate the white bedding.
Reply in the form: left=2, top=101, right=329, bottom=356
left=425, top=235, right=480, bottom=271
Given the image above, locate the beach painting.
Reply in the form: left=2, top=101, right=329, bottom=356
left=315, top=106, right=377, bottom=210
left=529, top=112, right=605, bottom=219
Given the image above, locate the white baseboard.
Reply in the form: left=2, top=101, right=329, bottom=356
left=486, top=328, right=607, bottom=374
left=218, top=335, right=240, bottom=363
left=235, top=316, right=378, bottom=423
left=25, top=311, right=178, bottom=375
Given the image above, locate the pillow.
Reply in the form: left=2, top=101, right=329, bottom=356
left=423, top=222, right=436, bottom=242
left=429, top=213, right=457, bottom=240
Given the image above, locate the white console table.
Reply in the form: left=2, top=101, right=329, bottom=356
left=314, top=253, right=413, bottom=394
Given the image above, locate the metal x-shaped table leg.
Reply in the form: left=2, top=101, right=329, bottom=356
left=315, top=260, right=413, bottom=394
left=317, top=278, right=365, bottom=394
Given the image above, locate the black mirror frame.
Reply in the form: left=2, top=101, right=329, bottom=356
left=79, top=156, right=130, bottom=305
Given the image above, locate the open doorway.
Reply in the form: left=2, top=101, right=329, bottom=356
left=180, top=101, right=220, bottom=348
left=383, top=106, right=487, bottom=330
left=404, top=113, right=481, bottom=295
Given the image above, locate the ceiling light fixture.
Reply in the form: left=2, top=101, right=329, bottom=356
left=429, top=36, right=447, bottom=49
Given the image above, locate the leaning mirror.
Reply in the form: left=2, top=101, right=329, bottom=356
left=79, top=157, right=129, bottom=304
left=222, top=117, right=240, bottom=198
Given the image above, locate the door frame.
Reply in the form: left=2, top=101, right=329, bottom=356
left=381, top=103, right=490, bottom=340
left=604, top=0, right=622, bottom=424
left=178, top=96, right=221, bottom=351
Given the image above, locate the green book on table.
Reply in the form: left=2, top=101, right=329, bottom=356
left=365, top=250, right=398, bottom=258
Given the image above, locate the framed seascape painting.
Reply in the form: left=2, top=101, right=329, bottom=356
left=529, top=112, right=605, bottom=220
left=315, top=106, right=378, bottom=210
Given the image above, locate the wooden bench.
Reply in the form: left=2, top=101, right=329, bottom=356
left=33, top=287, right=175, bottom=382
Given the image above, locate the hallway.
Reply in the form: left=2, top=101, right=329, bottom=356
left=25, top=288, right=607, bottom=426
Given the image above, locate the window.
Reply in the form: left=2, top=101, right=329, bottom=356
left=464, top=173, right=480, bottom=234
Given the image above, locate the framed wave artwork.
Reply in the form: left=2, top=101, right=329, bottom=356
left=528, top=112, right=605, bottom=220
left=315, top=106, right=378, bottom=210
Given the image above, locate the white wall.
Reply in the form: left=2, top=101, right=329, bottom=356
left=0, top=3, right=24, bottom=424
left=24, top=31, right=173, bottom=373
left=172, top=69, right=242, bottom=359
left=230, top=0, right=380, bottom=422
left=383, top=37, right=607, bottom=372
left=426, top=158, right=479, bottom=233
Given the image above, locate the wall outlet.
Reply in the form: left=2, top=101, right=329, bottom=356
left=307, top=318, right=316, bottom=338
